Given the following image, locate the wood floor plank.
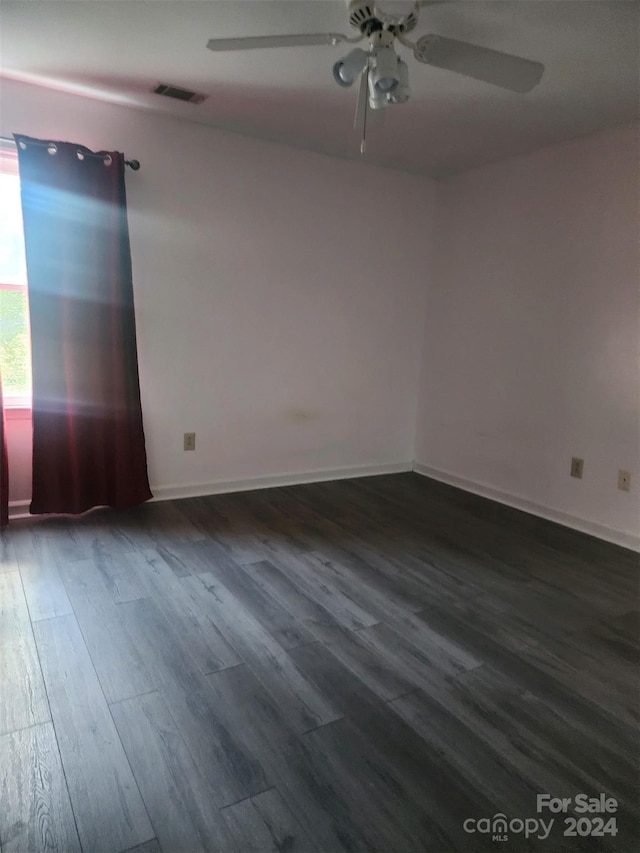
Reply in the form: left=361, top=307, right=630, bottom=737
left=476, top=579, right=602, bottom=643
left=182, top=572, right=343, bottom=733
left=127, top=502, right=208, bottom=549
left=354, top=474, right=636, bottom=600
left=87, top=543, right=149, bottom=604
left=57, top=558, right=155, bottom=703
left=304, top=716, right=477, bottom=852
left=120, top=839, right=163, bottom=853
left=146, top=544, right=192, bottom=577
left=458, top=665, right=639, bottom=842
left=251, top=787, right=321, bottom=853
left=2, top=473, right=636, bottom=852
left=596, top=609, right=640, bottom=643
left=221, top=795, right=278, bottom=853
left=117, top=596, right=269, bottom=807
left=298, top=572, right=633, bottom=848
left=242, top=559, right=341, bottom=629
left=102, top=507, right=160, bottom=553
left=313, top=544, right=443, bottom=613
left=300, top=550, right=482, bottom=673
left=27, top=518, right=89, bottom=564
left=15, top=535, right=73, bottom=622
left=185, top=497, right=272, bottom=563
left=292, top=640, right=495, bottom=852
left=206, top=664, right=383, bottom=853
left=515, top=630, right=638, bottom=728
left=0, top=722, right=81, bottom=853
left=261, top=491, right=479, bottom=611
left=207, top=493, right=320, bottom=567
left=131, top=548, right=242, bottom=674
left=278, top=543, right=480, bottom=678
left=0, top=529, right=20, bottom=572
left=321, top=618, right=461, bottom=699
left=417, top=598, right=640, bottom=740
left=0, top=572, right=50, bottom=736
left=111, top=691, right=238, bottom=853
left=304, top=621, right=417, bottom=701
left=533, top=606, right=638, bottom=678
left=259, top=552, right=380, bottom=631
left=528, top=565, right=635, bottom=617
left=324, top=478, right=538, bottom=591
left=414, top=608, right=640, bottom=803
left=162, top=500, right=216, bottom=543
left=57, top=510, right=138, bottom=558
left=32, top=615, right=154, bottom=853
left=182, top=543, right=317, bottom=650
left=222, top=788, right=319, bottom=853
left=388, top=687, right=544, bottom=819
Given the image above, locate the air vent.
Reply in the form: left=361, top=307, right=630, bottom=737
left=153, top=83, right=207, bottom=104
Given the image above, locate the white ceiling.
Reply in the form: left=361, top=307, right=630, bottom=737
left=1, top=0, right=638, bottom=176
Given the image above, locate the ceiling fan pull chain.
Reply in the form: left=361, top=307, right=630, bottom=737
left=361, top=67, right=369, bottom=155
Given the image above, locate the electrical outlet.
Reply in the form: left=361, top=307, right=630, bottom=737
left=618, top=469, right=630, bottom=491
left=183, top=432, right=196, bottom=451
left=570, top=457, right=584, bottom=479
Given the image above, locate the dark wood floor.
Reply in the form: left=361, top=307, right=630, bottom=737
left=0, top=473, right=637, bottom=853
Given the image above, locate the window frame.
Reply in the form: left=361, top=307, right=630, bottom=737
left=0, top=139, right=31, bottom=410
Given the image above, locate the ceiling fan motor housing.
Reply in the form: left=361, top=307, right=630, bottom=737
left=347, top=1, right=418, bottom=37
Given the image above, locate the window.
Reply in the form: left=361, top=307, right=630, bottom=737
left=0, top=138, right=31, bottom=407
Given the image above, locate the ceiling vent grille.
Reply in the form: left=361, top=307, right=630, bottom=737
left=153, top=83, right=207, bottom=104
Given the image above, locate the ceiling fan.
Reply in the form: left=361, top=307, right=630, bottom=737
left=207, top=1, right=544, bottom=151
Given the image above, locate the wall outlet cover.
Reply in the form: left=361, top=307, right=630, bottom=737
left=570, top=457, right=584, bottom=479
left=618, top=469, right=631, bottom=491
left=184, top=432, right=196, bottom=451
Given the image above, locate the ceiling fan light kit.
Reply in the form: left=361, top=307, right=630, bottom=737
left=367, top=71, right=388, bottom=110
left=388, top=59, right=410, bottom=104
left=333, top=47, right=369, bottom=87
left=371, top=43, right=401, bottom=94
left=206, top=0, right=545, bottom=146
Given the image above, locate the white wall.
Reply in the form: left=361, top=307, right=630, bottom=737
left=415, top=123, right=640, bottom=546
left=3, top=79, right=637, bottom=549
left=2, top=78, right=434, bottom=505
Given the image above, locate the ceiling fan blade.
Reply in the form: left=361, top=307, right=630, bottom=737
left=414, top=34, right=544, bottom=93
left=207, top=33, right=350, bottom=51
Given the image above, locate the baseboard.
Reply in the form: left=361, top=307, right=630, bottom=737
left=6, top=461, right=412, bottom=521
left=149, top=461, right=413, bottom=503
left=8, top=499, right=30, bottom=521
left=12, top=459, right=634, bottom=551
left=413, top=462, right=640, bottom=552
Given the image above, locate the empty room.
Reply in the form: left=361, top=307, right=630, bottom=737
left=0, top=2, right=638, bottom=852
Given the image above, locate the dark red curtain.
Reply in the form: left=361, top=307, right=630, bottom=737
left=15, top=135, right=151, bottom=515
left=0, top=376, right=8, bottom=526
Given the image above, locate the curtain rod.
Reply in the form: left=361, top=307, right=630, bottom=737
left=0, top=135, right=140, bottom=170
